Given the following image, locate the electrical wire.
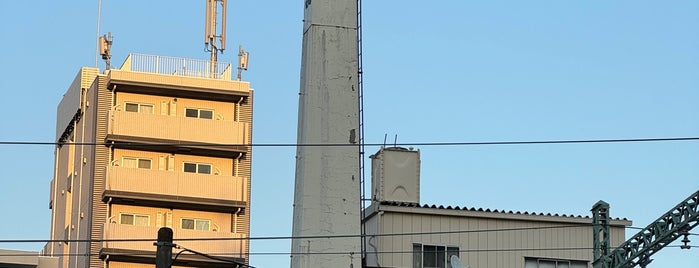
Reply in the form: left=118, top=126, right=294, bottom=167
left=0, top=223, right=688, bottom=243
left=0, top=224, right=693, bottom=244
left=0, top=224, right=594, bottom=244
left=0, top=245, right=694, bottom=257
left=1, top=136, right=699, bottom=147
left=172, top=245, right=254, bottom=267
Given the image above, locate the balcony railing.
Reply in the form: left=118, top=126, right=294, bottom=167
left=120, top=53, right=232, bottom=80
left=102, top=223, right=246, bottom=258
left=106, top=166, right=247, bottom=202
left=108, top=110, right=249, bottom=146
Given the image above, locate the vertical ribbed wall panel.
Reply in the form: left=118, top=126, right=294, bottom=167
left=374, top=211, right=630, bottom=267
left=90, top=75, right=110, bottom=268
left=239, top=92, right=253, bottom=263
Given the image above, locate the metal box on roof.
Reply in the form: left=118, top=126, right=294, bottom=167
left=371, top=147, right=420, bottom=204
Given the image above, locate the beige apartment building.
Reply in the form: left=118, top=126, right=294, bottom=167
left=45, top=54, right=253, bottom=268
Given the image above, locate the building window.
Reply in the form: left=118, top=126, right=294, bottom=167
left=120, top=213, right=150, bottom=226
left=185, top=108, right=214, bottom=119
left=183, top=162, right=212, bottom=174
left=125, top=102, right=154, bottom=113
left=181, top=218, right=210, bottom=231
left=525, top=258, right=588, bottom=268
left=122, top=157, right=152, bottom=169
left=413, top=243, right=459, bottom=268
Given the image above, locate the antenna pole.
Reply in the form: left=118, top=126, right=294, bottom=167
left=205, top=0, right=226, bottom=78
left=99, top=33, right=113, bottom=70
left=96, top=0, right=103, bottom=68
left=237, top=45, right=249, bottom=81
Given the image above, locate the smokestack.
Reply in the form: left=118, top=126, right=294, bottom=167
left=290, top=0, right=361, bottom=267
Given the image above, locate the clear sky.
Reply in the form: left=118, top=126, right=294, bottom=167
left=1, top=1, right=698, bottom=267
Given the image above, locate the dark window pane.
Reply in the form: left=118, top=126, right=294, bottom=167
left=423, top=245, right=437, bottom=267
left=540, top=260, right=556, bottom=268
left=198, top=164, right=212, bottom=174
left=184, top=163, right=197, bottom=173
left=436, top=246, right=445, bottom=268
left=181, top=219, right=194, bottom=229
left=199, top=110, right=213, bottom=119
left=413, top=244, right=422, bottom=268
left=138, top=159, right=151, bottom=169
left=185, top=108, right=198, bottom=118
left=121, top=214, right=134, bottom=225
left=125, top=103, right=139, bottom=112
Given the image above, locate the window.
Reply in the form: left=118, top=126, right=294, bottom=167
left=413, top=243, right=459, bottom=268
left=183, top=162, right=212, bottom=174
left=120, top=213, right=150, bottom=226
left=122, top=157, right=152, bottom=169
left=125, top=102, right=154, bottom=113
left=525, top=258, right=587, bottom=268
left=181, top=218, right=210, bottom=231
left=185, top=108, right=214, bottom=119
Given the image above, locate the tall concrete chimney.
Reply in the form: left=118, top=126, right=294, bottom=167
left=290, top=0, right=361, bottom=267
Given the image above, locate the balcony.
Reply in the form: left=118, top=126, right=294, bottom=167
left=102, top=223, right=246, bottom=264
left=104, top=166, right=247, bottom=212
left=107, top=110, right=249, bottom=155
left=107, top=54, right=250, bottom=102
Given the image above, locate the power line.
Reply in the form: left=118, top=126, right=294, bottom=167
left=1, top=245, right=695, bottom=258
left=172, top=245, right=254, bottom=268
left=0, top=224, right=617, bottom=244
left=1, top=136, right=699, bottom=147
left=3, top=225, right=692, bottom=245
left=1, top=225, right=683, bottom=244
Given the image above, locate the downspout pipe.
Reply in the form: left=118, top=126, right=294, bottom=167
left=49, top=146, right=60, bottom=256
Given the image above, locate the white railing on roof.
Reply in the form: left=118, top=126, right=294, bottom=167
left=120, top=53, right=232, bottom=80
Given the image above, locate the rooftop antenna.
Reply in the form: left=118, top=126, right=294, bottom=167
left=95, top=0, right=102, bottom=67
left=98, top=32, right=113, bottom=70
left=237, top=45, right=249, bottom=81
left=205, top=0, right=227, bottom=75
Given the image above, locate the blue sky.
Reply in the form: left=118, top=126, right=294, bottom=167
left=1, top=1, right=698, bottom=267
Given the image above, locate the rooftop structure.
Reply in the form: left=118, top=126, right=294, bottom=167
left=0, top=249, right=58, bottom=268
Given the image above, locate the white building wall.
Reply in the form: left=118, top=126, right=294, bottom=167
left=364, top=206, right=629, bottom=268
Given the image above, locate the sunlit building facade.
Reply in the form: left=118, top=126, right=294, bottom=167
left=45, top=54, right=253, bottom=268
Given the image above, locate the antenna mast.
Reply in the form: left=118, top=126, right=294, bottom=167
left=205, top=0, right=226, bottom=69
left=98, top=32, right=113, bottom=70
left=237, top=45, right=249, bottom=81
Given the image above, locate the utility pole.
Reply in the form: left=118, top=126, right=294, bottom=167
left=155, top=227, right=174, bottom=268
left=593, top=190, right=699, bottom=268
left=592, top=201, right=610, bottom=268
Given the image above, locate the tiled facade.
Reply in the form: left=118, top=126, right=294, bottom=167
left=45, top=54, right=253, bottom=268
